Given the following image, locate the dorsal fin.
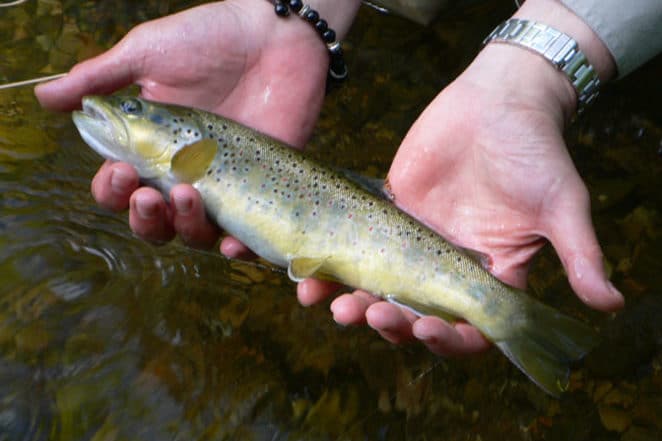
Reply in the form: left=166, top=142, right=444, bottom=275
left=336, top=169, right=394, bottom=201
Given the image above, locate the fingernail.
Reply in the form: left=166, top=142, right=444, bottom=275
left=173, top=194, right=192, bottom=215
left=607, top=281, right=624, bottom=300
left=135, top=195, right=158, bottom=220
left=110, top=168, right=132, bottom=194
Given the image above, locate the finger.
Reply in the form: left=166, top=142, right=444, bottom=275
left=330, top=290, right=380, bottom=325
left=35, top=44, right=135, bottom=111
left=219, top=237, right=257, bottom=260
left=170, top=184, right=220, bottom=249
left=91, top=161, right=139, bottom=212
left=546, top=188, right=625, bottom=312
left=365, top=301, right=418, bottom=344
left=297, top=278, right=342, bottom=306
left=128, top=187, right=175, bottom=243
left=412, top=317, right=491, bottom=356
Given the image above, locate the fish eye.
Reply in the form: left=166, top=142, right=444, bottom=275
left=120, top=99, right=142, bottom=115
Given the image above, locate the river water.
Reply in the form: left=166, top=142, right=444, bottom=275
left=1, top=1, right=661, bottom=440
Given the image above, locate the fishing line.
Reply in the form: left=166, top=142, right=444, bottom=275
left=0, top=0, right=29, bottom=7
left=0, top=73, right=68, bottom=90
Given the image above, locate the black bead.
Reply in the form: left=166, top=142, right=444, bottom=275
left=304, top=9, right=319, bottom=23
left=322, top=29, right=336, bottom=43
left=328, top=44, right=343, bottom=56
left=329, top=58, right=348, bottom=81
left=314, top=19, right=328, bottom=33
left=288, top=0, right=303, bottom=12
left=275, top=3, right=289, bottom=16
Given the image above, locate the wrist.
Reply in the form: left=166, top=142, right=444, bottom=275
left=476, top=0, right=617, bottom=122
left=511, top=0, right=616, bottom=119
left=514, top=0, right=615, bottom=82
left=463, top=44, right=577, bottom=126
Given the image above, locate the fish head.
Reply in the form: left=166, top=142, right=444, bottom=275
left=73, top=95, right=207, bottom=180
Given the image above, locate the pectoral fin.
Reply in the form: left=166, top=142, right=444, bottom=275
left=170, top=138, right=217, bottom=183
left=287, top=257, right=328, bottom=282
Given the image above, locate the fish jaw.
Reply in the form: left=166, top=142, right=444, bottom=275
left=73, top=96, right=130, bottom=163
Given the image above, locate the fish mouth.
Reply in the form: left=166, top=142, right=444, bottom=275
left=73, top=96, right=129, bottom=162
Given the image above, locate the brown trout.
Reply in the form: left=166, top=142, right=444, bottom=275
left=73, top=95, right=597, bottom=396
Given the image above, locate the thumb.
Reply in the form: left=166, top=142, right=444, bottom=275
left=546, top=187, right=624, bottom=312
left=35, top=44, right=136, bottom=112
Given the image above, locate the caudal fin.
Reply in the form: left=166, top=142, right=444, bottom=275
left=494, top=301, right=598, bottom=397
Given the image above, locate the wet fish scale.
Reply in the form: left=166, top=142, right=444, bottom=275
left=194, top=118, right=473, bottom=302
left=72, top=96, right=599, bottom=396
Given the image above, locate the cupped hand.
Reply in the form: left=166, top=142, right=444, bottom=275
left=35, top=0, right=329, bottom=252
left=300, top=44, right=625, bottom=356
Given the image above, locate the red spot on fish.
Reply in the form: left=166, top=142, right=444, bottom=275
left=348, top=213, right=353, bottom=219
left=368, top=226, right=373, bottom=232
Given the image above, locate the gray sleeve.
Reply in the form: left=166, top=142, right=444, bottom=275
left=560, top=0, right=662, bottom=77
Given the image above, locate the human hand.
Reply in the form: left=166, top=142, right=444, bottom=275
left=35, top=0, right=360, bottom=253
left=298, top=0, right=625, bottom=356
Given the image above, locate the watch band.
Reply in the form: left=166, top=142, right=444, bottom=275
left=483, top=18, right=600, bottom=115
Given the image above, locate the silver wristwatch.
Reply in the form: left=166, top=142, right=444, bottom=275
left=483, top=18, right=600, bottom=115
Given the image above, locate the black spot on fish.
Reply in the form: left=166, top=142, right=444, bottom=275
left=206, top=169, right=212, bottom=176
left=207, top=124, right=213, bottom=130
left=222, top=124, right=227, bottom=130
left=236, top=136, right=241, bottom=142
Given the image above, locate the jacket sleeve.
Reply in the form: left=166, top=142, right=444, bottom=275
left=560, top=0, right=662, bottom=77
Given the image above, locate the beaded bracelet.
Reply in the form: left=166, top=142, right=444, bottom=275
left=271, top=0, right=348, bottom=84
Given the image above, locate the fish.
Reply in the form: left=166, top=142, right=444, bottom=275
left=72, top=95, right=598, bottom=396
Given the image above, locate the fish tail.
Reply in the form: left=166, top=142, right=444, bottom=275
left=492, top=299, right=598, bottom=397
